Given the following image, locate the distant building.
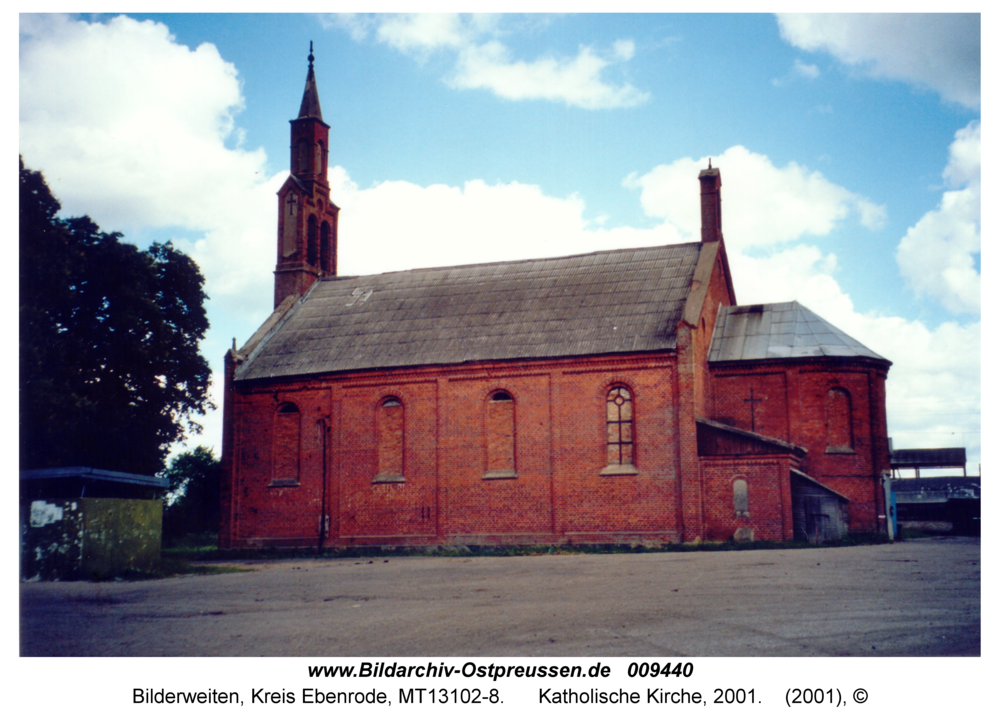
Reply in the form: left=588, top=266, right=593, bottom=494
left=219, top=50, right=892, bottom=549
left=890, top=446, right=979, bottom=536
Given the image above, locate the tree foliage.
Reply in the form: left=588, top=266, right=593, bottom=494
left=19, top=158, right=213, bottom=475
left=162, top=446, right=221, bottom=540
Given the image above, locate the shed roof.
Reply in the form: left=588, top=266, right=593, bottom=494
left=20, top=467, right=168, bottom=502
left=236, top=243, right=703, bottom=381
left=791, top=469, right=851, bottom=502
left=891, top=448, right=966, bottom=469
left=708, top=301, right=887, bottom=363
left=20, top=467, right=168, bottom=489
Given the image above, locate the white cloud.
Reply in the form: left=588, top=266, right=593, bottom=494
left=896, top=121, right=980, bottom=315
left=377, top=13, right=473, bottom=55
left=450, top=41, right=649, bottom=109
left=322, top=13, right=377, bottom=43
left=793, top=59, right=820, bottom=80
left=773, top=58, right=820, bottom=86
left=19, top=14, right=283, bottom=318
left=776, top=13, right=980, bottom=108
left=329, top=168, right=682, bottom=277
left=328, top=13, right=648, bottom=110
left=622, top=146, right=885, bottom=250
left=613, top=39, right=636, bottom=61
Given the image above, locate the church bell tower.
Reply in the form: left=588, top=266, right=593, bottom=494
left=274, top=43, right=339, bottom=308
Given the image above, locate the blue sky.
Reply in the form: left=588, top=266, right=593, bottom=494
left=18, top=13, right=981, bottom=473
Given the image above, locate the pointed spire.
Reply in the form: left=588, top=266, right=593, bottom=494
left=298, top=41, right=323, bottom=120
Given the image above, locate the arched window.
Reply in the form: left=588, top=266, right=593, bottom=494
left=825, top=387, right=854, bottom=452
left=282, top=193, right=298, bottom=257
left=296, top=139, right=310, bottom=174
left=272, top=402, right=300, bottom=486
left=484, top=391, right=516, bottom=478
left=320, top=221, right=332, bottom=272
left=307, top=215, right=318, bottom=267
left=603, top=386, right=636, bottom=472
left=315, top=140, right=324, bottom=176
left=733, top=478, right=749, bottom=518
left=375, top=397, right=405, bottom=482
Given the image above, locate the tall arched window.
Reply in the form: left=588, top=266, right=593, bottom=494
left=272, top=402, right=300, bottom=486
left=375, top=397, right=405, bottom=482
left=825, top=387, right=854, bottom=452
left=484, top=391, right=516, bottom=478
left=296, top=139, right=310, bottom=174
left=307, top=215, right=319, bottom=267
left=733, top=478, right=749, bottom=517
left=320, top=221, right=332, bottom=272
left=603, top=386, right=636, bottom=472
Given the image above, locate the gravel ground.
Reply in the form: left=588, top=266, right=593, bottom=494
left=19, top=536, right=979, bottom=657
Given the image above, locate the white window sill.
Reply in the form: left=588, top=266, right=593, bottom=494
left=600, top=464, right=638, bottom=476
left=482, top=470, right=518, bottom=480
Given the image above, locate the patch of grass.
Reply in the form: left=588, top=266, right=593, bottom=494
left=162, top=532, right=220, bottom=555
left=897, top=526, right=945, bottom=540
left=164, top=533, right=892, bottom=564
left=109, top=558, right=253, bottom=581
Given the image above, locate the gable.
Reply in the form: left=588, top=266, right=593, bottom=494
left=236, top=243, right=703, bottom=381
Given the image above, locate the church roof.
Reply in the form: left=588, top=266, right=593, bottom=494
left=708, top=301, right=887, bottom=364
left=235, top=243, right=703, bottom=381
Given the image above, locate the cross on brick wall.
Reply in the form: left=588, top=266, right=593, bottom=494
left=743, top=387, right=766, bottom=432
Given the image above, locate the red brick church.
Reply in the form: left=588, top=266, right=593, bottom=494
left=219, top=53, right=892, bottom=549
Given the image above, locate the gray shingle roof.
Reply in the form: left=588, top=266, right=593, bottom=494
left=236, top=243, right=703, bottom=381
left=708, top=301, right=887, bottom=363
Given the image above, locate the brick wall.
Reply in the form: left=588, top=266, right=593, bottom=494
left=709, top=358, right=890, bottom=533
left=700, top=457, right=795, bottom=541
left=222, top=353, right=689, bottom=548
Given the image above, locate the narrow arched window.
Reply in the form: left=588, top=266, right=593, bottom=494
left=826, top=387, right=853, bottom=452
left=375, top=397, right=405, bottom=482
left=320, top=221, right=332, bottom=272
left=282, top=193, right=298, bottom=257
left=605, top=386, right=635, bottom=469
left=307, top=215, right=318, bottom=267
left=484, top=391, right=516, bottom=478
left=296, top=139, right=310, bottom=174
left=272, top=403, right=300, bottom=486
left=315, top=140, right=324, bottom=176
left=733, top=478, right=749, bottom=518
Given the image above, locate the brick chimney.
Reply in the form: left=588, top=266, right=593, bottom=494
left=698, top=164, right=722, bottom=244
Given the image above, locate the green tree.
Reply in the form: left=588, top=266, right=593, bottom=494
left=162, top=446, right=221, bottom=540
left=19, top=158, right=213, bottom=475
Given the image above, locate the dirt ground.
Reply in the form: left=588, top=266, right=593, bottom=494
left=19, top=536, right=979, bottom=657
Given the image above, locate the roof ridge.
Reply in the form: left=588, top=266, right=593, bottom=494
left=318, top=241, right=701, bottom=283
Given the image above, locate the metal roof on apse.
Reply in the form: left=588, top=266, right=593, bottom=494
left=708, top=301, right=887, bottom=363
left=236, top=243, right=703, bottom=381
